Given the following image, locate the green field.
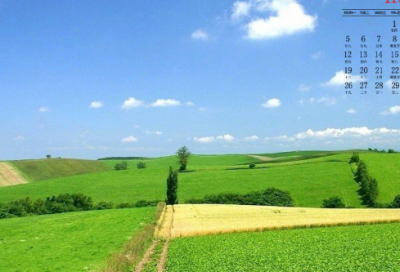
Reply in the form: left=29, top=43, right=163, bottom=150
left=1, top=152, right=399, bottom=207
left=166, top=223, right=400, bottom=272
left=11, top=158, right=111, bottom=182
left=0, top=207, right=155, bottom=272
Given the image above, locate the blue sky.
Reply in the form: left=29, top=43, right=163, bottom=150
left=1, top=0, right=400, bottom=160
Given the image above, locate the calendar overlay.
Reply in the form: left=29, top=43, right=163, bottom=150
left=343, top=9, right=400, bottom=95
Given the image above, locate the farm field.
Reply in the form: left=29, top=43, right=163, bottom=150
left=11, top=158, right=111, bottom=182
left=166, top=223, right=400, bottom=272
left=0, top=207, right=155, bottom=272
left=157, top=204, right=400, bottom=238
left=0, top=162, right=27, bottom=187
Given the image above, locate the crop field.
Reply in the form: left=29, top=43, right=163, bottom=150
left=11, top=158, right=111, bottom=182
left=157, top=204, right=400, bottom=238
left=0, top=162, right=27, bottom=187
left=0, top=207, right=155, bottom=272
left=165, top=223, right=400, bottom=272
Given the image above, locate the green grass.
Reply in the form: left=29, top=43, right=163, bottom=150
left=360, top=153, right=400, bottom=203
left=11, top=158, right=111, bottom=182
left=0, top=207, right=155, bottom=272
left=166, top=223, right=400, bottom=272
left=1, top=152, right=399, bottom=208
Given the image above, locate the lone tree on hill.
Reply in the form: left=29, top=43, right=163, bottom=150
left=176, top=146, right=191, bottom=171
left=166, top=166, right=178, bottom=205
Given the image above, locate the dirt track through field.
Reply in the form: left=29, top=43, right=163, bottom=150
left=247, top=155, right=274, bottom=161
left=0, top=162, right=27, bottom=187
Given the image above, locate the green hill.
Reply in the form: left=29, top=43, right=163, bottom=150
left=11, top=158, right=111, bottom=182
left=0, top=151, right=399, bottom=208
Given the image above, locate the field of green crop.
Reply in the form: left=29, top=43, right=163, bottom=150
left=0, top=207, right=155, bottom=272
left=166, top=223, right=400, bottom=272
left=0, top=152, right=399, bottom=208
left=11, top=158, right=111, bottom=182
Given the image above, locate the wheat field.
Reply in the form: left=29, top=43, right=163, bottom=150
left=157, top=204, right=400, bottom=238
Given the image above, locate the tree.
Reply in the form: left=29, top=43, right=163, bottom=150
left=176, top=146, right=191, bottom=171
left=166, top=166, right=178, bottom=205
left=349, top=152, right=360, bottom=164
left=46, top=154, right=51, bottom=159
left=137, top=161, right=146, bottom=169
left=322, top=196, right=345, bottom=208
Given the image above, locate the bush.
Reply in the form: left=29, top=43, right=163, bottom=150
left=137, top=161, right=146, bottom=169
left=391, top=195, right=400, bottom=208
left=349, top=152, right=360, bottom=164
left=186, top=188, right=294, bottom=207
left=114, top=161, right=128, bottom=170
left=322, top=196, right=345, bottom=208
left=116, top=203, right=135, bottom=209
left=249, top=163, right=256, bottom=169
left=134, top=200, right=159, bottom=207
left=94, top=201, right=114, bottom=210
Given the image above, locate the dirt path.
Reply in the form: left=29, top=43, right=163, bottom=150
left=134, top=240, right=159, bottom=272
left=247, top=155, right=274, bottom=162
left=0, top=162, right=27, bottom=187
left=157, top=206, right=174, bottom=272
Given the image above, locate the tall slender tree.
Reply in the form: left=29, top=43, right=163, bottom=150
left=166, top=166, right=178, bottom=205
left=176, top=146, right=191, bottom=171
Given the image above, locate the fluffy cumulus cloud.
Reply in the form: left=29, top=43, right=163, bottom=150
left=194, top=134, right=235, bottom=143
left=121, top=97, right=144, bottom=109
left=262, top=98, right=281, bottom=108
left=150, top=99, right=181, bottom=107
left=324, top=71, right=363, bottom=87
left=234, top=0, right=317, bottom=39
left=121, top=136, right=138, bottom=143
left=90, top=101, right=104, bottom=108
left=191, top=29, right=209, bottom=40
left=381, top=105, right=400, bottom=115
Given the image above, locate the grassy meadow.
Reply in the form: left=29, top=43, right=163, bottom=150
left=166, top=223, right=400, bottom=272
left=0, top=152, right=399, bottom=207
left=0, top=207, right=155, bottom=272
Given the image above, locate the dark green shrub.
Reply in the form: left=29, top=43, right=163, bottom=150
left=388, top=149, right=396, bottom=153
left=94, top=201, right=114, bottom=210
left=349, top=152, right=360, bottom=164
left=249, top=163, right=256, bottom=169
left=134, top=200, right=159, bottom=207
left=114, top=161, right=128, bottom=170
left=322, top=196, right=345, bottom=208
left=186, top=188, right=294, bottom=207
left=391, top=195, right=400, bottom=208
left=137, top=161, right=146, bottom=169
left=116, top=203, right=135, bottom=209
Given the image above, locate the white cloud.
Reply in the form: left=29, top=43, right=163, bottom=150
left=298, top=84, right=311, bottom=92
left=262, top=98, right=281, bottom=108
left=294, top=127, right=400, bottom=140
left=155, top=131, right=163, bottom=135
left=311, top=50, right=324, bottom=59
left=381, top=105, right=400, bottom=115
left=194, top=134, right=235, bottom=143
left=14, top=135, right=24, bottom=141
left=347, top=109, right=357, bottom=114
left=245, top=0, right=317, bottom=39
left=216, top=134, right=235, bottom=141
left=121, top=136, right=138, bottom=143
left=324, top=71, right=363, bottom=86
left=244, top=135, right=259, bottom=141
left=151, top=99, right=181, bottom=107
left=191, top=29, right=209, bottom=40
left=121, top=97, right=144, bottom=109
left=39, top=107, right=50, bottom=112
left=194, top=136, right=215, bottom=143
left=231, top=1, right=252, bottom=20
left=186, top=101, right=195, bottom=106
left=145, top=130, right=163, bottom=135
left=90, top=101, right=104, bottom=108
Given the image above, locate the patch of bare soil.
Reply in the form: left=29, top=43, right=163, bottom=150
left=0, top=162, right=27, bottom=187
left=247, top=155, right=274, bottom=162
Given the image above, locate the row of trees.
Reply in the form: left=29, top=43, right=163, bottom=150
left=368, top=148, right=397, bottom=153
